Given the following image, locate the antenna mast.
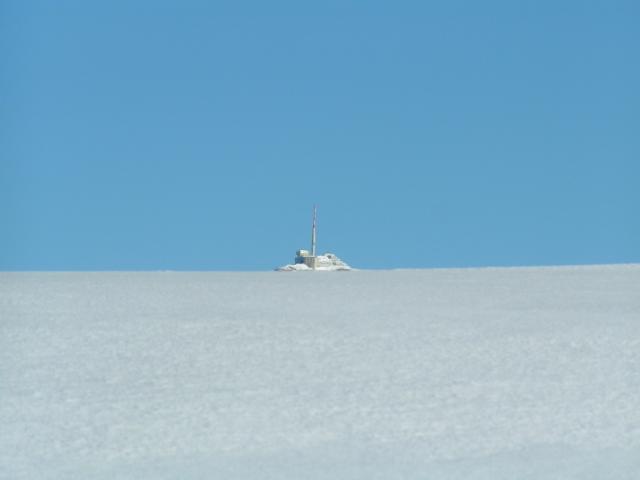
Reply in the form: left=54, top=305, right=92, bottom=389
left=311, top=205, right=317, bottom=258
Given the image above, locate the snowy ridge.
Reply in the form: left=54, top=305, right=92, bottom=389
left=1, top=265, right=639, bottom=479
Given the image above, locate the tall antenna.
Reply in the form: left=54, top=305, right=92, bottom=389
left=311, top=205, right=317, bottom=258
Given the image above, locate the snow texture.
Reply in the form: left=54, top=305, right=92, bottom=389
left=276, top=262, right=313, bottom=271
left=1, top=265, right=639, bottom=479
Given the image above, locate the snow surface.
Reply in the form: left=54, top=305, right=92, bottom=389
left=276, top=263, right=313, bottom=271
left=276, top=263, right=352, bottom=272
left=1, top=265, right=639, bottom=479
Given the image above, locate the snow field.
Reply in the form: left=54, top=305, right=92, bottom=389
left=1, top=265, right=639, bottom=479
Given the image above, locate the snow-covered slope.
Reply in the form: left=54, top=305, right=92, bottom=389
left=1, top=265, right=639, bottom=479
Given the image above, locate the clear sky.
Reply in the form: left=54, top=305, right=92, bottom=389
left=1, top=0, right=638, bottom=270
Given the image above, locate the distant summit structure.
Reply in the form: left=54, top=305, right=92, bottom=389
left=277, top=206, right=352, bottom=271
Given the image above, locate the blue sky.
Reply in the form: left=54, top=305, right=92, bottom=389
left=1, top=0, right=638, bottom=270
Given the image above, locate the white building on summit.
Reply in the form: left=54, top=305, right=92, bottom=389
left=277, top=206, right=352, bottom=271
